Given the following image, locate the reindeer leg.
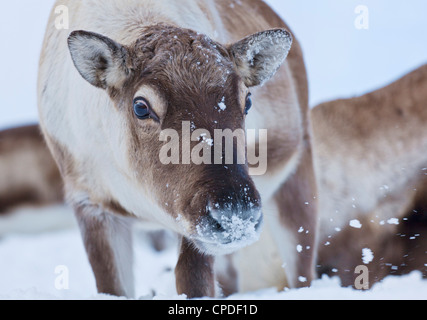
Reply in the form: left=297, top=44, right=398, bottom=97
left=272, top=145, right=319, bottom=288
left=175, top=237, right=215, bottom=298
left=74, top=202, right=134, bottom=297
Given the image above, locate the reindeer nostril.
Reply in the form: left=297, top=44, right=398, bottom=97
left=206, top=207, right=223, bottom=231
left=212, top=218, right=225, bottom=232
left=207, top=203, right=263, bottom=235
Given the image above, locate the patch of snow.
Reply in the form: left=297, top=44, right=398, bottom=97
left=387, top=218, right=399, bottom=225
left=0, top=204, right=426, bottom=300
left=198, top=132, right=214, bottom=146
left=205, top=138, right=214, bottom=146
left=0, top=221, right=426, bottom=300
left=349, top=219, right=362, bottom=229
left=217, top=215, right=258, bottom=243
left=362, top=248, right=374, bottom=264
left=196, top=213, right=259, bottom=247
left=218, top=97, right=227, bottom=111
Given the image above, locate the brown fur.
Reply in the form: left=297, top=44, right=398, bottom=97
left=274, top=145, right=318, bottom=287
left=313, top=64, right=427, bottom=287
left=218, top=0, right=310, bottom=171
left=74, top=202, right=135, bottom=297
left=111, top=24, right=259, bottom=231
left=217, top=0, right=318, bottom=290
left=0, top=125, right=62, bottom=213
left=175, top=237, right=215, bottom=297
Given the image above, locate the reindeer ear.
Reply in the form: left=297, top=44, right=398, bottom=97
left=68, top=30, right=131, bottom=89
left=229, top=29, right=293, bottom=87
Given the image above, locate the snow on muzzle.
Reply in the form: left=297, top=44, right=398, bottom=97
left=193, top=202, right=263, bottom=255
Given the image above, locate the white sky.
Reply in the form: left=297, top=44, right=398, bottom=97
left=0, top=0, right=426, bottom=129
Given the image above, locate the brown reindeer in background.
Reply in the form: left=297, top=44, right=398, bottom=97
left=313, top=64, right=427, bottom=288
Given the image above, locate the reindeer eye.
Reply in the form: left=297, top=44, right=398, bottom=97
left=133, top=97, right=151, bottom=120
left=245, top=93, right=252, bottom=115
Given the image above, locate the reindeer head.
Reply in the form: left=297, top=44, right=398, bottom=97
left=67, top=24, right=292, bottom=255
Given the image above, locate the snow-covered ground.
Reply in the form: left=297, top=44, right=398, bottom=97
left=1, top=1, right=427, bottom=300
left=0, top=206, right=426, bottom=300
